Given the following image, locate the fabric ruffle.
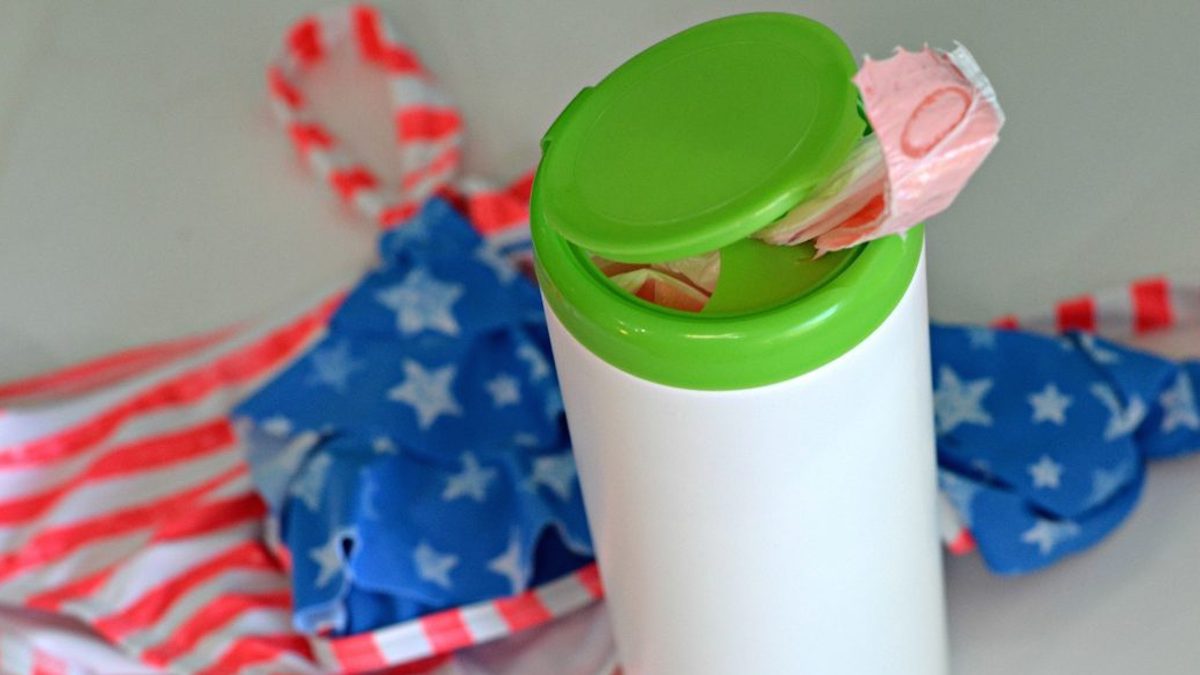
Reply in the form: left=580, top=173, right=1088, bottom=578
left=235, top=198, right=592, bottom=635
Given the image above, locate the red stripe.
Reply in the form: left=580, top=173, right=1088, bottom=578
left=153, top=492, right=266, bottom=542
left=1131, top=277, right=1174, bottom=334
left=947, top=529, right=977, bottom=556
left=193, top=634, right=315, bottom=675
left=352, top=5, right=424, bottom=74
left=576, top=564, right=604, bottom=598
left=0, top=419, right=235, bottom=526
left=31, top=651, right=68, bottom=675
left=93, top=540, right=279, bottom=640
left=377, top=201, right=420, bottom=229
left=288, top=122, right=334, bottom=154
left=26, top=566, right=116, bottom=611
left=0, top=463, right=246, bottom=583
left=327, top=631, right=389, bottom=671
left=400, top=145, right=460, bottom=192
left=0, top=295, right=338, bottom=468
left=0, top=326, right=237, bottom=403
left=286, top=17, right=323, bottom=67
left=493, top=592, right=553, bottom=631
left=267, top=66, right=304, bottom=109
left=990, top=314, right=1020, bottom=330
left=330, top=166, right=379, bottom=203
left=420, top=609, right=473, bottom=653
left=507, top=171, right=535, bottom=204
left=465, top=188, right=531, bottom=237
left=141, top=590, right=292, bottom=665
left=25, top=492, right=263, bottom=613
left=395, top=107, right=462, bottom=143
left=1055, top=296, right=1097, bottom=332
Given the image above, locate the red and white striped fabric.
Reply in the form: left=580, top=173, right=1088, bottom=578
left=0, top=4, right=609, bottom=672
left=0, top=291, right=605, bottom=673
left=939, top=275, right=1200, bottom=556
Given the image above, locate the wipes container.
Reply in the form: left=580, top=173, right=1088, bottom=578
left=531, top=13, right=946, bottom=674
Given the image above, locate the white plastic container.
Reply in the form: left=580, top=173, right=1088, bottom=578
left=544, top=254, right=945, bottom=674
left=530, top=13, right=947, bottom=675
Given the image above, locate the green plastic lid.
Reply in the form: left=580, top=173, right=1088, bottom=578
left=537, top=12, right=865, bottom=264
left=531, top=13, right=924, bottom=390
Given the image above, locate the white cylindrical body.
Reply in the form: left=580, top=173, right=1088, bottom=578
left=545, top=254, right=946, bottom=675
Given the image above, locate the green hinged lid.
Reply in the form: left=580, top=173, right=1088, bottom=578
left=536, top=12, right=865, bottom=263
left=531, top=13, right=924, bottom=390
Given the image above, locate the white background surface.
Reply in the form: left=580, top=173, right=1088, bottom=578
left=1, top=2, right=1198, bottom=673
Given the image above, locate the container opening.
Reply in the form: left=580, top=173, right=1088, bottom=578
left=589, top=236, right=859, bottom=316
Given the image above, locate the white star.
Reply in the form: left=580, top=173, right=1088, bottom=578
left=289, top=453, right=332, bottom=511
left=442, top=453, right=498, bottom=502
left=1028, top=455, right=1064, bottom=489
left=1077, top=333, right=1120, bottom=365
left=475, top=241, right=519, bottom=284
left=372, top=436, right=398, bottom=455
left=387, top=361, right=462, bottom=430
left=933, top=366, right=994, bottom=435
left=305, top=341, right=364, bottom=393
left=1090, top=383, right=1147, bottom=441
left=1020, top=518, right=1080, bottom=555
left=1028, top=383, right=1073, bottom=426
left=485, top=373, right=522, bottom=408
left=1160, top=372, right=1200, bottom=433
left=516, top=342, right=550, bottom=381
left=261, top=415, right=293, bottom=437
left=309, top=527, right=355, bottom=589
left=413, top=541, right=459, bottom=590
left=543, top=388, right=564, bottom=420
left=530, top=453, right=578, bottom=500
left=375, top=269, right=464, bottom=337
left=939, top=471, right=980, bottom=527
left=966, top=327, right=997, bottom=350
left=487, top=531, right=526, bottom=595
left=1085, top=460, right=1134, bottom=508
left=360, top=469, right=381, bottom=520
left=512, top=432, right=540, bottom=448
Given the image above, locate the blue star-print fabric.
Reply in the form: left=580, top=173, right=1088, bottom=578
left=932, top=325, right=1200, bottom=574
left=234, top=197, right=592, bottom=635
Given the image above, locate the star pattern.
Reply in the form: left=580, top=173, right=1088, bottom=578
left=1020, top=518, right=1080, bottom=556
left=530, top=453, right=577, bottom=500
left=289, top=453, right=332, bottom=512
left=1090, top=383, right=1146, bottom=441
left=939, top=471, right=980, bottom=527
left=1085, top=459, right=1134, bottom=508
left=1078, top=333, right=1120, bottom=365
left=516, top=341, right=550, bottom=381
left=1028, top=383, right=1072, bottom=425
left=487, top=531, right=525, bottom=595
left=966, top=327, right=997, bottom=350
left=360, top=469, right=381, bottom=521
left=1028, top=455, right=1063, bottom=489
left=261, top=415, right=293, bottom=437
left=306, top=341, right=364, bottom=393
left=413, top=541, right=458, bottom=590
left=309, top=527, right=354, bottom=589
left=1160, top=372, right=1200, bottom=433
left=375, top=269, right=465, bottom=337
left=485, top=373, right=521, bottom=408
left=387, top=361, right=462, bottom=430
left=933, top=366, right=994, bottom=434
left=442, top=453, right=498, bottom=503
left=475, top=241, right=519, bottom=285
left=371, top=436, right=398, bottom=455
